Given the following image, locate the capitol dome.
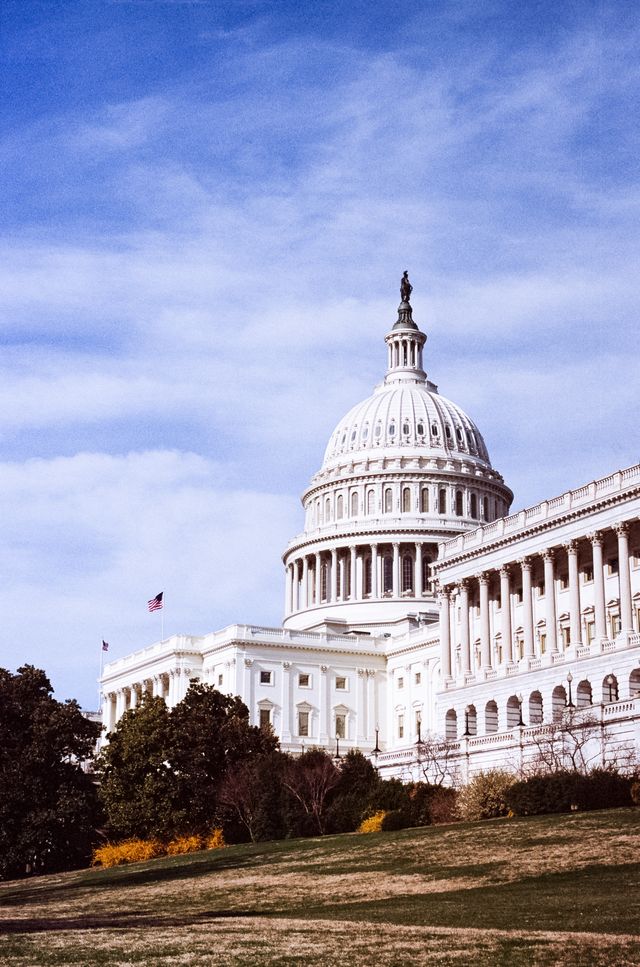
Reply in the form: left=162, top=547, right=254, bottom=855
left=283, top=277, right=513, bottom=633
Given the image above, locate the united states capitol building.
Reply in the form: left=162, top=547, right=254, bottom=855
left=101, top=277, right=640, bottom=779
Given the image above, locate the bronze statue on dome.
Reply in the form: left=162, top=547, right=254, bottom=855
left=400, top=271, right=413, bottom=303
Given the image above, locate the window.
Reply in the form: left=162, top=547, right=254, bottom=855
left=337, top=495, right=344, bottom=519
left=483, top=496, right=489, bottom=520
left=402, top=554, right=413, bottom=593
left=325, top=497, right=331, bottom=521
left=362, top=425, right=369, bottom=440
left=363, top=556, right=372, bottom=596
left=559, top=574, right=569, bottom=590
left=298, top=711, right=309, bottom=736
left=367, top=489, right=375, bottom=514
left=383, top=556, right=393, bottom=594
left=260, top=670, right=272, bottom=685
left=218, top=673, right=223, bottom=686
left=582, top=567, right=593, bottom=584
left=415, top=672, right=421, bottom=685
left=336, top=676, right=347, bottom=690
left=259, top=708, right=271, bottom=729
left=350, top=429, right=357, bottom=442
left=445, top=425, right=452, bottom=441
left=417, top=422, right=425, bottom=436
left=420, top=487, right=429, bottom=513
left=470, top=493, right=477, bottom=519
left=402, top=421, right=410, bottom=436
left=611, top=614, right=621, bottom=637
left=431, top=422, right=438, bottom=437
left=415, top=710, right=422, bottom=733
left=321, top=562, right=328, bottom=601
left=608, top=558, right=619, bottom=575
left=586, top=620, right=595, bottom=645
left=397, top=677, right=404, bottom=689
left=384, top=488, right=393, bottom=513
left=422, top=556, right=430, bottom=594
left=537, top=581, right=545, bottom=597
left=539, top=633, right=547, bottom=654
left=455, top=490, right=463, bottom=516
left=350, top=491, right=358, bottom=516
left=398, top=714, right=404, bottom=739
left=389, top=422, right=396, bottom=437
left=374, top=422, right=382, bottom=438
left=438, top=488, right=447, bottom=514
left=335, top=713, right=346, bottom=739
left=402, top=487, right=411, bottom=512
left=516, top=586, right=523, bottom=603
left=299, top=673, right=310, bottom=687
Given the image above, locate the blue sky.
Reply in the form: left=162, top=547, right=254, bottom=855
left=1, top=0, right=639, bottom=708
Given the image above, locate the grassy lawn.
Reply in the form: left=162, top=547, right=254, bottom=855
left=0, top=809, right=639, bottom=965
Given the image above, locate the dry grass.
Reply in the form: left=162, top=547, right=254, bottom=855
left=1, top=809, right=639, bottom=966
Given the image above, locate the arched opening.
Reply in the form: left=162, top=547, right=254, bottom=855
left=445, top=709, right=457, bottom=740
left=337, top=495, right=344, bottom=519
left=420, top=487, right=429, bottom=513
left=552, top=685, right=567, bottom=721
left=402, top=554, right=414, bottom=593
left=455, top=490, right=463, bottom=516
left=363, top=557, right=372, bottom=597
left=325, top=497, right=331, bottom=521
left=470, top=493, right=478, bottom=519
left=465, top=704, right=477, bottom=736
left=485, top=700, right=498, bottom=733
left=402, top=487, right=411, bottom=513
left=367, top=489, right=375, bottom=514
left=422, top=556, right=430, bottom=595
left=483, top=496, right=489, bottom=520
left=383, top=556, right=393, bottom=594
left=529, top=690, right=543, bottom=724
left=629, top=669, right=640, bottom=698
left=439, top=488, right=447, bottom=514
left=321, top=562, right=328, bottom=602
left=602, top=674, right=619, bottom=703
left=384, top=488, right=393, bottom=513
left=577, top=680, right=593, bottom=707
left=350, top=491, right=358, bottom=517
left=506, top=694, right=522, bottom=728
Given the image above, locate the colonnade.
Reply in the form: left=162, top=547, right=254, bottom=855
left=102, top=668, right=188, bottom=733
left=438, top=523, right=636, bottom=681
left=285, top=540, right=437, bottom=614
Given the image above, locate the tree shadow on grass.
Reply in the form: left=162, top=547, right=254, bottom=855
left=0, top=908, right=276, bottom=935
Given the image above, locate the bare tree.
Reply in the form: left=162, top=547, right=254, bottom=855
left=282, top=749, right=340, bottom=835
left=217, top=760, right=263, bottom=843
left=523, top=709, right=636, bottom=776
left=416, top=732, right=460, bottom=787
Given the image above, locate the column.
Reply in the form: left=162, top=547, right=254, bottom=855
left=459, top=580, right=471, bottom=675
left=616, top=522, right=633, bottom=634
left=366, top=670, right=375, bottom=739
left=371, top=543, right=379, bottom=597
left=479, top=573, right=491, bottom=669
left=280, top=661, right=291, bottom=742
left=331, top=548, right=338, bottom=602
left=302, top=556, right=309, bottom=610
left=543, top=549, right=558, bottom=653
left=350, top=545, right=357, bottom=600
left=338, top=555, right=345, bottom=600
left=500, top=565, right=513, bottom=664
left=439, top=588, right=452, bottom=679
left=566, top=540, right=582, bottom=647
left=285, top=562, right=292, bottom=616
left=357, top=668, right=366, bottom=741
left=416, top=542, right=423, bottom=595
left=393, top=542, right=400, bottom=597
left=521, top=558, right=534, bottom=658
left=106, top=693, right=116, bottom=733
left=320, top=664, right=330, bottom=742
left=129, top=685, right=138, bottom=709
left=115, top=688, right=125, bottom=720
left=315, top=552, right=321, bottom=605
left=591, top=533, right=606, bottom=640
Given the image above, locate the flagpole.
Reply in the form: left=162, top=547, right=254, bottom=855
left=99, top=641, right=104, bottom=711
left=161, top=596, right=165, bottom=642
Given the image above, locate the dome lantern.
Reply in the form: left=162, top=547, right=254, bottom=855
left=384, top=272, right=427, bottom=385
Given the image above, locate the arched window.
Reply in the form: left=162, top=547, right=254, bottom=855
left=422, top=555, right=430, bottom=595
left=552, top=685, right=567, bottom=721
left=445, top=709, right=457, bottom=740
left=602, top=674, right=618, bottom=703
left=483, top=496, right=489, bottom=521
left=350, top=491, right=358, bottom=517
left=402, top=487, right=411, bottom=512
left=465, top=704, right=477, bottom=736
left=455, top=490, right=463, bottom=516
left=506, top=695, right=521, bottom=728
left=485, top=700, right=498, bottom=733
left=577, top=680, right=593, bottom=707
left=337, top=495, right=344, bottom=519
left=384, top=488, right=393, bottom=513
left=420, top=487, right=429, bottom=513
left=529, top=690, right=543, bottom=724
left=402, top=554, right=413, bottom=593
left=367, top=489, right=375, bottom=514
left=321, top=563, right=328, bottom=601
left=316, top=498, right=322, bottom=524
left=383, top=556, right=393, bottom=594
left=363, top=557, right=372, bottom=596
left=470, top=493, right=478, bottom=519
left=629, top=669, right=640, bottom=699
left=439, top=488, right=447, bottom=515
left=325, top=497, right=331, bottom=521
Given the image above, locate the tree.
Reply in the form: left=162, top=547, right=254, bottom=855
left=217, top=750, right=290, bottom=843
left=283, top=749, right=341, bottom=835
left=0, top=665, right=101, bottom=879
left=326, top=750, right=381, bottom=832
left=416, top=732, right=460, bottom=786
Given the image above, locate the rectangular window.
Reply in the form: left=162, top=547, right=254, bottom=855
left=415, top=711, right=421, bottom=733
left=217, top=673, right=223, bottom=686
left=518, top=639, right=524, bottom=660
left=397, top=677, right=404, bottom=689
left=299, top=673, right=310, bottom=687
left=608, top=558, right=619, bottom=575
left=336, top=676, right=346, bottom=690
left=298, top=711, right=309, bottom=736
left=611, top=614, right=621, bottom=636
left=537, top=581, right=545, bottom=597
left=414, top=672, right=421, bottom=685
left=260, top=670, right=272, bottom=685
left=582, top=567, right=593, bottom=584
left=586, top=621, right=595, bottom=645
left=562, top=627, right=571, bottom=647
left=539, top=633, right=546, bottom=654
left=559, top=575, right=569, bottom=590
left=335, top=713, right=346, bottom=739
left=259, top=708, right=271, bottom=729
left=516, top=588, right=523, bottom=603
left=398, top=714, right=404, bottom=740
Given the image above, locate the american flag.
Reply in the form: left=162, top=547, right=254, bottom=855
left=148, top=592, right=163, bottom=612
left=102, top=640, right=109, bottom=652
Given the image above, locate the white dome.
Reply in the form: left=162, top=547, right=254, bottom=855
left=322, top=382, right=491, bottom=471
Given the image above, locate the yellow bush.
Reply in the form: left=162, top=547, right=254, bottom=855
left=205, top=828, right=226, bottom=850
left=92, top=839, right=163, bottom=868
left=358, top=810, right=387, bottom=833
left=166, top=834, right=203, bottom=856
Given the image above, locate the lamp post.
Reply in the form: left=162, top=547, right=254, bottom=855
left=517, top=693, right=524, bottom=727
left=372, top=726, right=381, bottom=763
left=463, top=705, right=471, bottom=737
left=566, top=671, right=575, bottom=709
left=606, top=674, right=615, bottom=703
left=335, top=735, right=341, bottom=760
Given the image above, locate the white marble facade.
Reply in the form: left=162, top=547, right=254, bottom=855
left=101, top=291, right=640, bottom=778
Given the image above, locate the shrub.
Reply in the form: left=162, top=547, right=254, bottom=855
left=380, top=809, right=409, bottom=832
left=358, top=811, right=387, bottom=833
left=457, top=770, right=516, bottom=821
left=93, top=839, right=163, bottom=868
left=631, top=781, right=640, bottom=806
left=506, top=769, right=634, bottom=816
left=425, top=786, right=459, bottom=825
left=205, top=828, right=226, bottom=849
left=166, top=835, right=203, bottom=856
